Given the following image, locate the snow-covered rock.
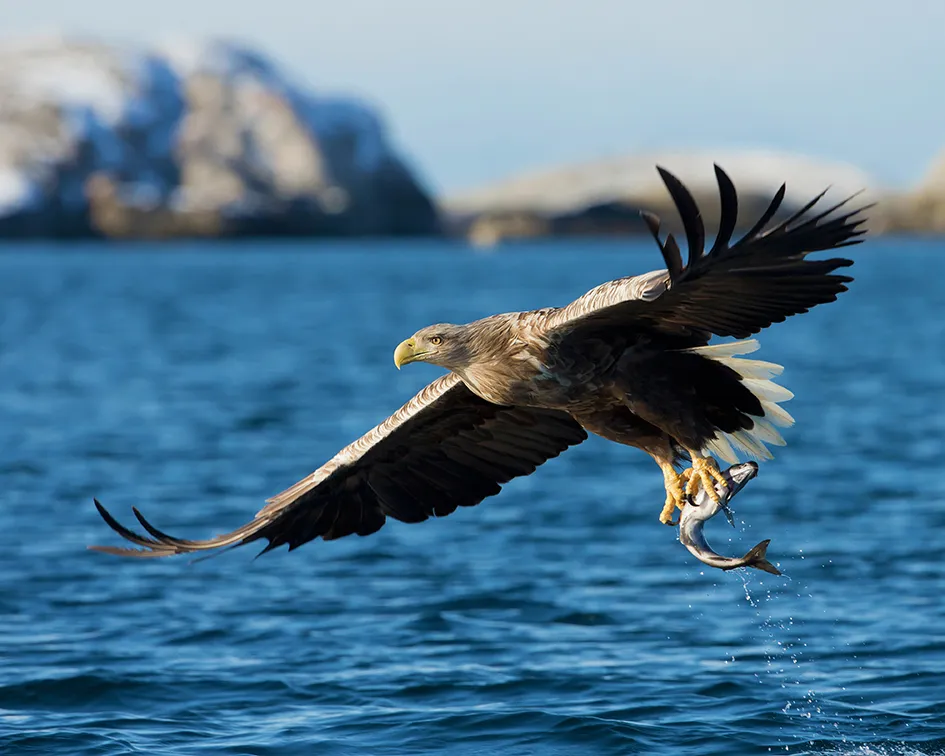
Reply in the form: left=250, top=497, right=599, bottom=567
left=0, top=36, right=437, bottom=238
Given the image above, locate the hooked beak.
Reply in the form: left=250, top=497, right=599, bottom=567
left=393, top=338, right=418, bottom=369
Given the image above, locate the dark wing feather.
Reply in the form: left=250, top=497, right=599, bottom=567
left=549, top=164, right=869, bottom=344
left=641, top=210, right=683, bottom=281
left=90, top=373, right=586, bottom=558
left=708, top=164, right=738, bottom=255
left=656, top=166, right=705, bottom=270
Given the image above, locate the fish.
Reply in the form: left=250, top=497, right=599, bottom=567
left=678, top=461, right=782, bottom=575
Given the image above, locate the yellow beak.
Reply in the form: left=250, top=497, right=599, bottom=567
left=393, top=338, right=417, bottom=369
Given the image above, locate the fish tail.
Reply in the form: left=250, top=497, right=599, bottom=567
left=741, top=539, right=782, bottom=575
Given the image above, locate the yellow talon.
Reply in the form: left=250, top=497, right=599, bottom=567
left=685, top=456, right=728, bottom=502
left=659, top=468, right=689, bottom=526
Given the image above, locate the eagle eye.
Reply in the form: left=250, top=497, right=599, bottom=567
left=430, top=336, right=443, bottom=346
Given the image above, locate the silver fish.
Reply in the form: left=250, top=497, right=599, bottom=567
left=678, top=461, right=782, bottom=575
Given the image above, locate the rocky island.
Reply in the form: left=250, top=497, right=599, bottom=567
left=0, top=37, right=438, bottom=239
left=443, top=150, right=945, bottom=244
left=443, top=151, right=886, bottom=246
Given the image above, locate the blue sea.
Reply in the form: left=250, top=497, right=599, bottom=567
left=1, top=237, right=943, bottom=755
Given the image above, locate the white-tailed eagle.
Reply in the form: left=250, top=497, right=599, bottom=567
left=92, top=165, right=867, bottom=558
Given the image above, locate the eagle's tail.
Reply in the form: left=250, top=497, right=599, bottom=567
left=687, top=339, right=795, bottom=465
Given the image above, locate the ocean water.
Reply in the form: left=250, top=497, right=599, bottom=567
left=0, top=237, right=943, bottom=755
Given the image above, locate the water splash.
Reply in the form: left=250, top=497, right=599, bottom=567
left=810, top=745, right=945, bottom=756
left=737, top=570, right=851, bottom=752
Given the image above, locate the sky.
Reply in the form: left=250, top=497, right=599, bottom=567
left=5, top=0, right=945, bottom=193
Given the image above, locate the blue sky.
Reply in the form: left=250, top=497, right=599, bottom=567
left=6, top=0, right=945, bottom=192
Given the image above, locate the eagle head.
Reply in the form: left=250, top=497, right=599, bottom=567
left=394, top=324, right=472, bottom=370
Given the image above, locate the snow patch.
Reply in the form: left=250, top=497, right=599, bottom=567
left=0, top=170, right=39, bottom=213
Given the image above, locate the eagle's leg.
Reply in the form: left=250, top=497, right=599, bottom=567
left=682, top=451, right=728, bottom=503
left=657, top=458, right=691, bottom=526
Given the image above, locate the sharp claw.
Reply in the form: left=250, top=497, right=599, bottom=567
left=687, top=457, right=729, bottom=503
left=666, top=456, right=740, bottom=527
left=659, top=470, right=688, bottom=524
left=659, top=498, right=680, bottom=525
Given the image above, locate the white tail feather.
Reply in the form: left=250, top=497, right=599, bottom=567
left=730, top=430, right=774, bottom=460
left=704, top=435, right=739, bottom=465
left=721, top=358, right=784, bottom=380
left=747, top=417, right=786, bottom=446
left=686, top=339, right=796, bottom=463
left=690, top=339, right=760, bottom=358
left=760, top=400, right=794, bottom=428
left=740, top=378, right=795, bottom=403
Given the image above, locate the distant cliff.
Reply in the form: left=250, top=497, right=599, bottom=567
left=0, top=37, right=438, bottom=239
left=443, top=151, right=886, bottom=245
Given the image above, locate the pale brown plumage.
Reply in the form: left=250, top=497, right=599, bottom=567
left=92, top=165, right=869, bottom=558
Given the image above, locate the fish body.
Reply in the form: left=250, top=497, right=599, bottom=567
left=678, top=461, right=782, bottom=575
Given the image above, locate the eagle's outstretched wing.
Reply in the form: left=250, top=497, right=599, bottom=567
left=546, top=164, right=869, bottom=345
left=91, top=373, right=586, bottom=558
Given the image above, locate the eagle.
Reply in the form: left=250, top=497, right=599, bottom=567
left=91, top=165, right=867, bottom=558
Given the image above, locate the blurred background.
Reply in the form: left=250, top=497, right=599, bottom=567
left=3, top=3, right=945, bottom=755
left=1, top=0, right=944, bottom=242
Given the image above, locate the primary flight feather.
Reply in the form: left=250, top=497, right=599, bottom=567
left=92, top=165, right=868, bottom=558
